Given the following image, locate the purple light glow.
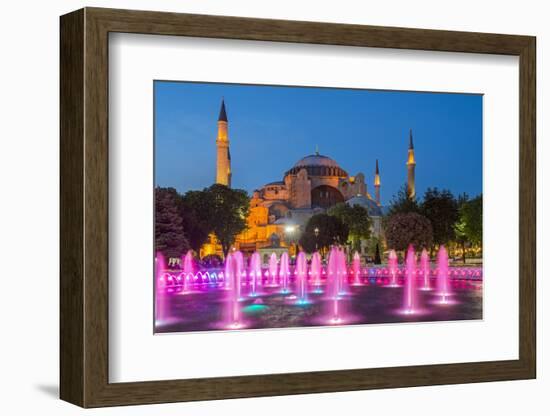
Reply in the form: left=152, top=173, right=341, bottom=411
left=296, top=251, right=309, bottom=304
left=420, top=248, right=431, bottom=291
left=436, top=245, right=453, bottom=304
left=249, top=252, right=262, bottom=296
left=352, top=251, right=362, bottom=286
left=403, top=245, right=418, bottom=314
left=154, top=246, right=482, bottom=332
left=311, top=251, right=322, bottom=293
left=279, top=252, right=290, bottom=293
left=226, top=251, right=243, bottom=327
left=268, top=253, right=279, bottom=287
left=388, top=249, right=399, bottom=287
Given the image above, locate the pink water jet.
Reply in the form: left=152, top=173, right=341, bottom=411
left=249, top=252, right=262, bottom=296
left=310, top=251, right=322, bottom=293
left=420, top=248, right=431, bottom=291
left=155, top=253, right=168, bottom=325
left=403, top=245, right=418, bottom=314
left=268, top=253, right=279, bottom=286
left=352, top=251, right=362, bottom=285
left=388, top=249, right=399, bottom=287
left=225, top=251, right=244, bottom=328
left=337, top=248, right=348, bottom=295
left=182, top=250, right=194, bottom=292
left=233, top=251, right=244, bottom=300
left=327, top=247, right=339, bottom=297
left=296, top=251, right=309, bottom=304
left=326, top=247, right=342, bottom=323
left=224, top=252, right=233, bottom=290
left=279, top=252, right=291, bottom=293
left=436, top=245, right=452, bottom=304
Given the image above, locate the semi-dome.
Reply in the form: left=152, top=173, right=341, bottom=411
left=346, top=195, right=383, bottom=217
left=285, top=154, right=348, bottom=177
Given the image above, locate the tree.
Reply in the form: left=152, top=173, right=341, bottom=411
left=206, top=184, right=250, bottom=257
left=299, top=214, right=349, bottom=253
left=385, top=212, right=433, bottom=252
left=420, top=188, right=459, bottom=249
left=365, top=235, right=384, bottom=258
left=179, top=189, right=215, bottom=252
left=155, top=187, right=189, bottom=258
left=386, top=183, right=421, bottom=216
left=461, top=194, right=482, bottom=246
left=374, top=243, right=382, bottom=264
left=453, top=193, right=470, bottom=263
left=328, top=203, right=372, bottom=252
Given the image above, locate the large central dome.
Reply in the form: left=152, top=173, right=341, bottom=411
left=285, top=153, right=348, bottom=178
left=293, top=154, right=340, bottom=168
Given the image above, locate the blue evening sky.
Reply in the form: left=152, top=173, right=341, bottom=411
left=154, top=81, right=482, bottom=205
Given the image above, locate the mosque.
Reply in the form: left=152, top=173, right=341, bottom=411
left=200, top=99, right=417, bottom=260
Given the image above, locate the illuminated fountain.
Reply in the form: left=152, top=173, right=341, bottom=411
left=155, top=253, right=168, bottom=324
left=268, top=253, right=279, bottom=286
left=420, top=248, right=431, bottom=291
left=296, top=251, right=309, bottom=304
left=181, top=250, right=194, bottom=292
left=352, top=251, right=362, bottom=285
left=249, top=251, right=262, bottom=296
left=436, top=245, right=452, bottom=304
left=311, top=251, right=322, bottom=293
left=233, top=251, right=244, bottom=300
left=388, top=249, right=399, bottom=287
left=327, top=246, right=341, bottom=323
left=402, top=245, right=418, bottom=314
left=337, top=248, right=348, bottom=295
left=226, top=251, right=243, bottom=328
left=279, top=251, right=290, bottom=293
left=224, top=252, right=233, bottom=290
left=154, top=242, right=481, bottom=332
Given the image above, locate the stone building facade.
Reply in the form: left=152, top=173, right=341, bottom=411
left=203, top=99, right=416, bottom=260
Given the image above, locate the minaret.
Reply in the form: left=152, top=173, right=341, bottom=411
left=374, top=159, right=381, bottom=206
left=406, top=129, right=416, bottom=200
left=215, top=99, right=231, bottom=187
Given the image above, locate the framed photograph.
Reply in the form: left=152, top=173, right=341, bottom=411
left=60, top=7, right=536, bottom=407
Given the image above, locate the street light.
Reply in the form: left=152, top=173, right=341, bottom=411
left=285, top=225, right=296, bottom=234
left=285, top=225, right=297, bottom=257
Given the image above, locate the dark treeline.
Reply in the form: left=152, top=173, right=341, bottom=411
left=385, top=184, right=482, bottom=261
left=155, top=184, right=250, bottom=259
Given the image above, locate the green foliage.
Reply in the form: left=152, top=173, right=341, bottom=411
left=365, top=235, right=384, bottom=258
left=460, top=195, right=482, bottom=245
left=299, top=214, right=349, bottom=253
left=155, top=187, right=189, bottom=258
left=155, top=184, right=250, bottom=258
left=385, top=183, right=481, bottom=257
left=179, top=189, right=216, bottom=252
left=327, top=203, right=372, bottom=252
left=206, top=184, right=250, bottom=256
left=386, top=183, right=421, bottom=216
left=453, top=193, right=470, bottom=262
left=420, top=187, right=459, bottom=247
left=374, top=243, right=382, bottom=264
left=385, top=212, right=433, bottom=252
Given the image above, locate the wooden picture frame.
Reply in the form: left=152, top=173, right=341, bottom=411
left=60, top=7, right=536, bottom=408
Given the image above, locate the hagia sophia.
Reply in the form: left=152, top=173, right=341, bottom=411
left=200, top=99, right=417, bottom=260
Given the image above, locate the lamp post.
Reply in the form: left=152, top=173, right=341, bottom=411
left=285, top=225, right=296, bottom=257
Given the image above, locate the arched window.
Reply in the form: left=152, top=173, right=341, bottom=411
left=311, top=185, right=345, bottom=208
